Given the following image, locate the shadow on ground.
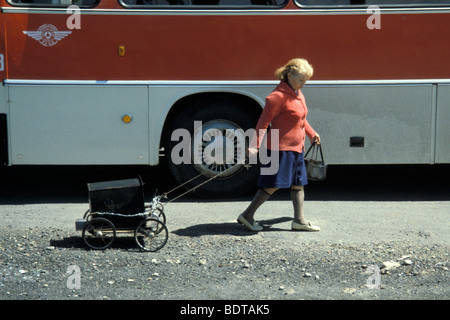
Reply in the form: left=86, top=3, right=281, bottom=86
left=1, top=163, right=449, bottom=204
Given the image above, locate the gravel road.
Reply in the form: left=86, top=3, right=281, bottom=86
left=0, top=165, right=449, bottom=307
left=1, top=201, right=448, bottom=302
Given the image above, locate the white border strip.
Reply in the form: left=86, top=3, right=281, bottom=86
left=3, top=79, right=276, bottom=86
left=4, top=79, right=450, bottom=86
left=2, top=7, right=450, bottom=15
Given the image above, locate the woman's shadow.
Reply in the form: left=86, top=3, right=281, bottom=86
left=173, top=216, right=292, bottom=237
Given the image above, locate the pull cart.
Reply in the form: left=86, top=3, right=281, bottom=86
left=75, top=158, right=250, bottom=251
left=75, top=178, right=168, bottom=252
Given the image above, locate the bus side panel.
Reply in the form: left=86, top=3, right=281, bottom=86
left=0, top=7, right=8, bottom=165
left=8, top=85, right=150, bottom=165
left=4, top=11, right=450, bottom=82
left=435, top=85, right=450, bottom=163
left=0, top=86, right=7, bottom=166
left=0, top=7, right=5, bottom=85
left=303, top=85, right=434, bottom=165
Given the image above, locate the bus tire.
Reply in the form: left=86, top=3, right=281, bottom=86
left=164, top=98, right=260, bottom=198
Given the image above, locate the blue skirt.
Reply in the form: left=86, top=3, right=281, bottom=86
left=257, top=150, right=308, bottom=189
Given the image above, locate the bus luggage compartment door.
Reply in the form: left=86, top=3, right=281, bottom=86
left=303, top=84, right=435, bottom=165
left=7, top=84, right=149, bottom=165
left=435, top=84, right=450, bottom=163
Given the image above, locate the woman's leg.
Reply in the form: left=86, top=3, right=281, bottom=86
left=241, top=188, right=278, bottom=224
left=291, top=185, right=320, bottom=231
left=290, top=186, right=307, bottom=225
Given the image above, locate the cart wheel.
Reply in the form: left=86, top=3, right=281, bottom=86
left=150, top=208, right=166, bottom=225
left=82, top=217, right=116, bottom=250
left=134, top=218, right=168, bottom=252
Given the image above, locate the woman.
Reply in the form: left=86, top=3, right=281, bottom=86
left=237, top=58, right=321, bottom=232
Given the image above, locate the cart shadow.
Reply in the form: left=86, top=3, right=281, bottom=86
left=173, top=217, right=292, bottom=237
left=50, top=236, right=144, bottom=252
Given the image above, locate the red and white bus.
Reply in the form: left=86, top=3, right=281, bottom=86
left=1, top=0, right=449, bottom=196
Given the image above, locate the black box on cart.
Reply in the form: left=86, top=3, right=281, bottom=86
left=87, top=178, right=145, bottom=228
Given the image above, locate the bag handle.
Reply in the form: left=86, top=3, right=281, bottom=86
left=304, top=142, right=325, bottom=165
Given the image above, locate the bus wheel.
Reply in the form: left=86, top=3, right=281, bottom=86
left=164, top=98, right=260, bottom=198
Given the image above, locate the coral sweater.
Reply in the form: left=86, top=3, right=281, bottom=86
left=254, top=81, right=316, bottom=153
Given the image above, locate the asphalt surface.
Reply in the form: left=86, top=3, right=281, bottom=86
left=0, top=163, right=449, bottom=311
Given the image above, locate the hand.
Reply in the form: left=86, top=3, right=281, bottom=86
left=247, top=147, right=258, bottom=160
left=311, top=133, right=320, bottom=145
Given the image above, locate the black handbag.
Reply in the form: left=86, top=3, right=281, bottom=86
left=304, top=142, right=327, bottom=181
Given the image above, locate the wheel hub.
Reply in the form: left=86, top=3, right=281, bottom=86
left=192, top=120, right=246, bottom=178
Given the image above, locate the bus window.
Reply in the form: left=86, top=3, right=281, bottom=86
left=120, top=0, right=287, bottom=7
left=7, top=0, right=99, bottom=7
left=296, top=0, right=450, bottom=6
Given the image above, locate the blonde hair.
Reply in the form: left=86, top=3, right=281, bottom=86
left=274, top=58, right=314, bottom=81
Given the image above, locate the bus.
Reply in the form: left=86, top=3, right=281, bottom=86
left=1, top=0, right=449, bottom=197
